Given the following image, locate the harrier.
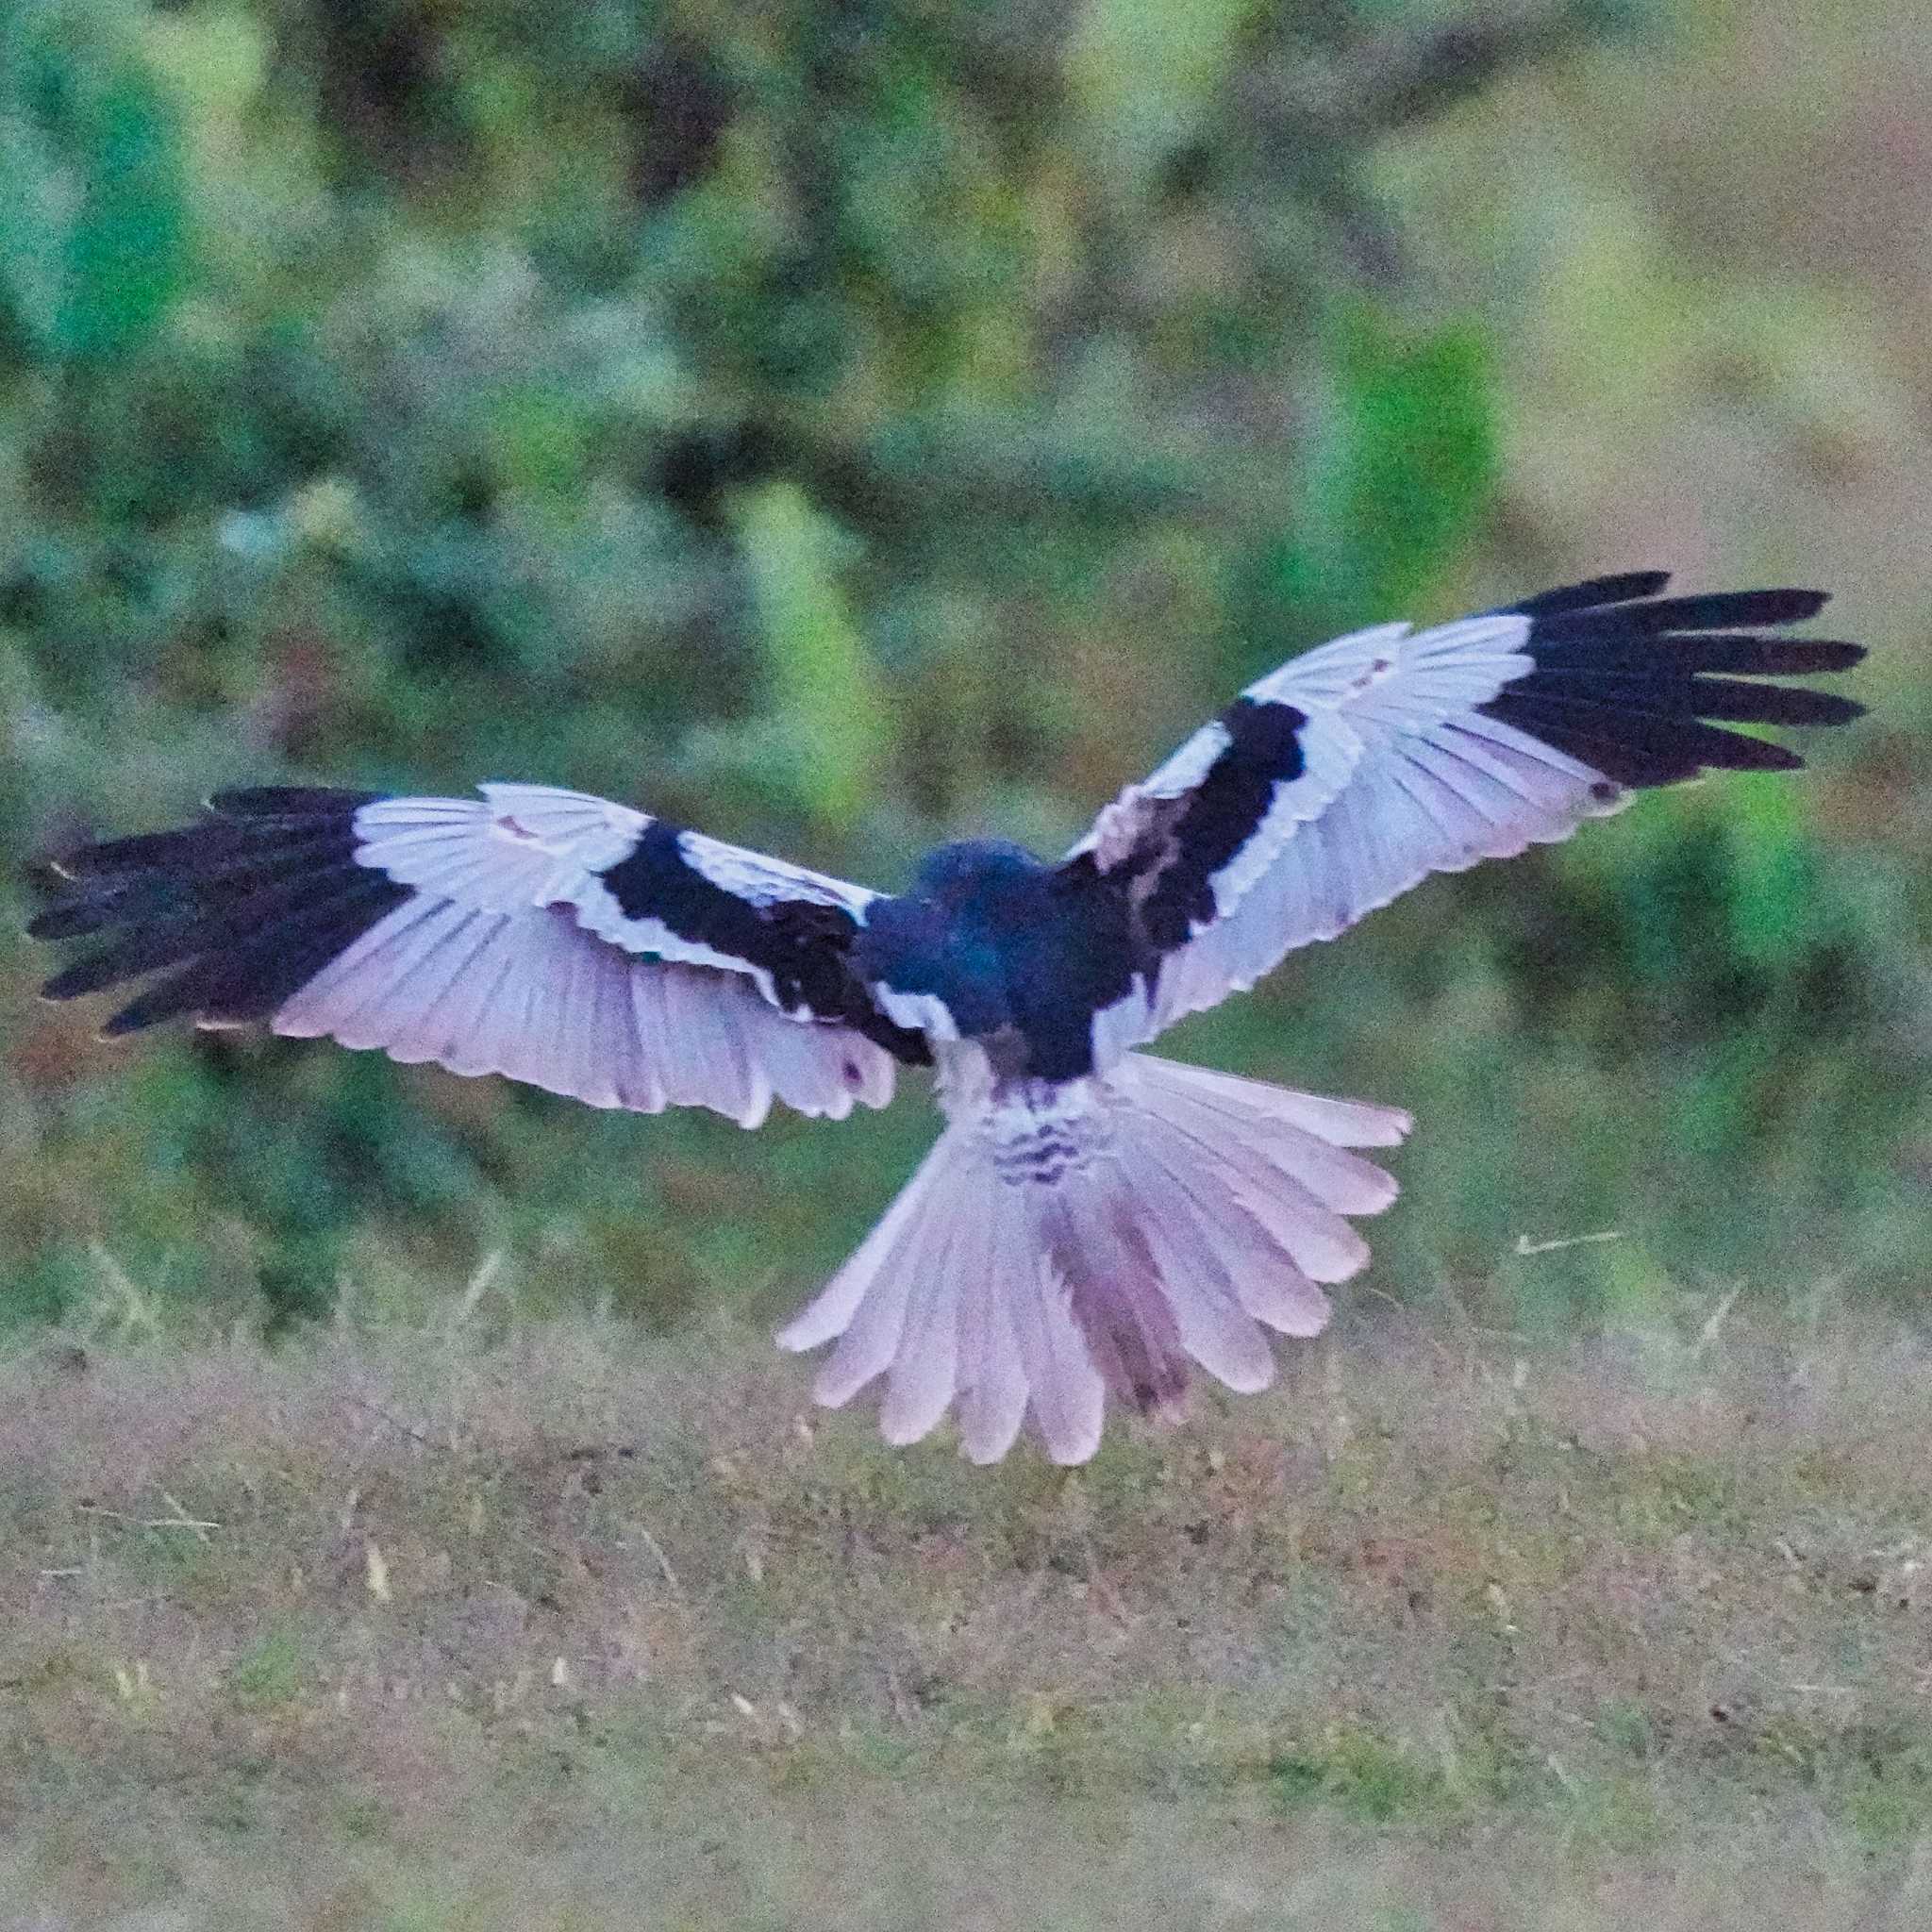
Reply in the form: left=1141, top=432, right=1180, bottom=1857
left=31, top=573, right=1866, bottom=1462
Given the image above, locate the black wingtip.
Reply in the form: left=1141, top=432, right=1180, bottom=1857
left=40, top=958, right=108, bottom=1003
left=1505, top=577, right=1837, bottom=634
left=1641, top=587, right=1831, bottom=630
left=1793, top=691, right=1866, bottom=726
left=27, top=789, right=408, bottom=1038
left=206, top=785, right=378, bottom=819
left=1502, top=571, right=1673, bottom=620
left=27, top=908, right=97, bottom=943
left=1778, top=640, right=1865, bottom=673
left=1483, top=567, right=1868, bottom=786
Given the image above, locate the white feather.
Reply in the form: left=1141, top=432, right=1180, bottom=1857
left=274, top=783, right=904, bottom=1124
left=813, top=1172, right=949, bottom=1407
left=276, top=891, right=894, bottom=1123
left=879, top=1192, right=967, bottom=1447
left=956, top=1173, right=1031, bottom=1464
left=1009, top=1248, right=1107, bottom=1467
left=677, top=828, right=882, bottom=915
left=778, top=1048, right=1409, bottom=1464
left=1065, top=606, right=1637, bottom=1053
left=1110, top=1154, right=1275, bottom=1381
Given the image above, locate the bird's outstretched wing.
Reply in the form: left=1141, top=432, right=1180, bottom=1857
left=31, top=783, right=927, bottom=1125
left=1058, top=573, right=1867, bottom=1052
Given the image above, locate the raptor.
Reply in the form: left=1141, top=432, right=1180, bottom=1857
left=31, top=573, right=1866, bottom=1463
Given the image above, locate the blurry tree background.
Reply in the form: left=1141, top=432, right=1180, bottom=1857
left=2, top=0, right=1924, bottom=1338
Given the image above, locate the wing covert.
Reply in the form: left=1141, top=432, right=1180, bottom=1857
left=1061, top=574, right=1866, bottom=1052
left=33, top=783, right=925, bottom=1126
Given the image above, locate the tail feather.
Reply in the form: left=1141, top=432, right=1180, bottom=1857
left=1115, top=1137, right=1284, bottom=1381
left=776, top=1133, right=953, bottom=1354
left=878, top=1191, right=966, bottom=1446
left=1140, top=1070, right=1400, bottom=1213
left=1041, top=1190, right=1189, bottom=1415
left=1124, top=1133, right=1327, bottom=1348
left=812, top=1182, right=938, bottom=1407
left=1158, top=1063, right=1411, bottom=1148
left=1009, top=1252, right=1108, bottom=1465
left=775, top=1051, right=1411, bottom=1465
left=956, top=1181, right=1030, bottom=1463
left=1148, top=1098, right=1371, bottom=1283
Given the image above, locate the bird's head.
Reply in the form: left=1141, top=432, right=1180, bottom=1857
left=908, top=839, right=1045, bottom=912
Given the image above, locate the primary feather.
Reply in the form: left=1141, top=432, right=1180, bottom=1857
left=30, top=573, right=1866, bottom=1462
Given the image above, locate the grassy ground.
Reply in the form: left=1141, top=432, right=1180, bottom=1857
left=5, top=1301, right=1932, bottom=1928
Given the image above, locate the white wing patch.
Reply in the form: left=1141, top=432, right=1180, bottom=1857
left=354, top=788, right=645, bottom=914
left=1208, top=613, right=1536, bottom=919
left=678, top=827, right=882, bottom=914
left=1243, top=614, right=1526, bottom=715
left=355, top=785, right=884, bottom=1006
left=1067, top=608, right=1639, bottom=1054
left=1138, top=618, right=1620, bottom=1038
left=1241, top=618, right=1413, bottom=708
left=274, top=896, right=894, bottom=1124
left=315, top=782, right=902, bottom=1124
left=358, top=789, right=781, bottom=993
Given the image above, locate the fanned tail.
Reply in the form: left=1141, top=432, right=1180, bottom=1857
left=776, top=1052, right=1411, bottom=1465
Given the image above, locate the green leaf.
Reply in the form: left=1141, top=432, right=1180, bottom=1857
left=55, top=64, right=188, bottom=364
left=1274, top=303, right=1497, bottom=623
left=1722, top=777, right=1819, bottom=968
left=1068, top=0, right=1259, bottom=188
left=0, top=107, right=67, bottom=356
left=731, top=481, right=890, bottom=830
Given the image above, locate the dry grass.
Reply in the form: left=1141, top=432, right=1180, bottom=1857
left=4, top=1305, right=1932, bottom=1928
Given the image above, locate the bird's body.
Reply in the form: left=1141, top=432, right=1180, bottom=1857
left=857, top=840, right=1138, bottom=1082
left=30, top=574, right=1868, bottom=1463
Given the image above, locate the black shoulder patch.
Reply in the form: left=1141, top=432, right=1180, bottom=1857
left=1137, top=697, right=1307, bottom=952
left=598, top=825, right=929, bottom=1062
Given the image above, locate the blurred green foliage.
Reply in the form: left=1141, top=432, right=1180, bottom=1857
left=1, top=0, right=1924, bottom=1336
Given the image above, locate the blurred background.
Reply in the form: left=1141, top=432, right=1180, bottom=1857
left=1, top=0, right=1924, bottom=1340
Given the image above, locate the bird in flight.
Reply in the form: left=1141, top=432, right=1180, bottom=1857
left=31, top=572, right=1865, bottom=1463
